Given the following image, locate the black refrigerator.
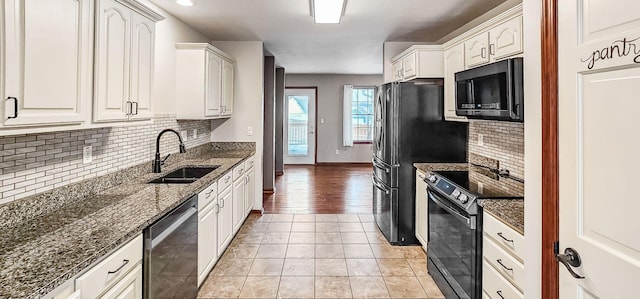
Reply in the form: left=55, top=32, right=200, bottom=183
left=372, top=79, right=468, bottom=245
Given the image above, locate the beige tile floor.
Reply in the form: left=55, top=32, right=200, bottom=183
left=197, top=213, right=445, bottom=299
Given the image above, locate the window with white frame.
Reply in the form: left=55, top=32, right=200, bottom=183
left=351, top=87, right=375, bottom=143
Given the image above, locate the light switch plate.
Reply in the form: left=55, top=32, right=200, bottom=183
left=83, top=146, right=92, bottom=164
left=247, top=126, right=253, bottom=136
left=320, top=118, right=325, bottom=124
left=478, top=182, right=484, bottom=194
left=181, top=130, right=188, bottom=141
left=193, top=129, right=198, bottom=139
left=335, top=149, right=340, bottom=155
left=478, top=134, right=484, bottom=146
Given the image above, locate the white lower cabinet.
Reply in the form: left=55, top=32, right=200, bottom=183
left=245, top=166, right=255, bottom=214
left=482, top=212, right=524, bottom=298
left=232, top=168, right=246, bottom=234
left=217, top=180, right=234, bottom=256
left=197, top=182, right=218, bottom=287
left=75, top=234, right=143, bottom=299
left=100, top=264, right=143, bottom=299
left=414, top=170, right=428, bottom=252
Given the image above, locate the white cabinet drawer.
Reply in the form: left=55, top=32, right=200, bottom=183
left=232, top=162, right=246, bottom=182
left=76, top=234, right=143, bottom=299
left=218, top=172, right=233, bottom=192
left=245, top=155, right=256, bottom=170
left=483, top=212, right=524, bottom=261
left=198, top=181, right=218, bottom=209
left=482, top=259, right=523, bottom=299
left=483, top=237, right=524, bottom=290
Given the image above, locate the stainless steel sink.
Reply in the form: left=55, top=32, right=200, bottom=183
left=148, top=166, right=219, bottom=184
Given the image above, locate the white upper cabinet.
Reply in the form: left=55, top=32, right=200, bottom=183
left=465, top=15, right=523, bottom=69
left=443, top=44, right=468, bottom=122
left=390, top=46, right=444, bottom=82
left=175, top=43, right=236, bottom=120
left=221, top=60, right=235, bottom=117
left=94, top=0, right=163, bottom=122
left=1, top=0, right=91, bottom=128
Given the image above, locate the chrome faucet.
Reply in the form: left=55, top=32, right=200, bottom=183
left=153, top=129, right=186, bottom=173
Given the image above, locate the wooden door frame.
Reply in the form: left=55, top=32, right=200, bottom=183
left=284, top=86, right=319, bottom=165
left=541, top=0, right=559, bottom=298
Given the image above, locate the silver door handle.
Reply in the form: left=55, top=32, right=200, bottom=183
left=481, top=47, right=487, bottom=58
left=215, top=203, right=220, bottom=214
left=555, top=247, right=585, bottom=279
left=428, top=190, right=475, bottom=229
left=372, top=159, right=390, bottom=173
left=489, top=44, right=495, bottom=55
left=371, top=177, right=390, bottom=195
left=126, top=101, right=133, bottom=115
left=107, top=259, right=129, bottom=275
left=7, top=97, right=18, bottom=119
left=220, top=198, right=225, bottom=208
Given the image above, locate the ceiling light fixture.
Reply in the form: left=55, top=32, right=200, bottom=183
left=311, top=0, right=346, bottom=24
left=176, top=0, right=194, bottom=7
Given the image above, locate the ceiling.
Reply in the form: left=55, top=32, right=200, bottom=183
left=150, top=0, right=508, bottom=74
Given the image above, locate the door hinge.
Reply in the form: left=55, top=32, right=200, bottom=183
left=553, top=240, right=559, bottom=255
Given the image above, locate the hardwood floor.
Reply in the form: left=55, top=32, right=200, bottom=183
left=263, top=164, right=373, bottom=214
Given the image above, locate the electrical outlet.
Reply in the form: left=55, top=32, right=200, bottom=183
left=193, top=129, right=198, bottom=139
left=478, top=182, right=484, bottom=194
left=247, top=126, right=253, bottom=136
left=320, top=118, right=325, bottom=124
left=478, top=134, right=484, bottom=146
left=335, top=149, right=340, bottom=155
left=83, top=146, right=92, bottom=164
left=181, top=130, right=188, bottom=141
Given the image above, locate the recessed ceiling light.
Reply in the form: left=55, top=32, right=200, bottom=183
left=312, top=0, right=346, bottom=24
left=176, top=0, right=194, bottom=7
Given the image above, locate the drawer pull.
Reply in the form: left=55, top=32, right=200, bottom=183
left=238, top=168, right=244, bottom=175
left=496, top=290, right=505, bottom=299
left=225, top=176, right=231, bottom=184
left=220, top=198, right=225, bottom=208
left=496, top=259, right=513, bottom=271
left=497, top=232, right=514, bottom=243
left=107, top=259, right=129, bottom=275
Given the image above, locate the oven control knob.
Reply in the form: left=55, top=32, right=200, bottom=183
left=452, top=190, right=461, bottom=198
left=459, top=194, right=469, bottom=203
left=427, top=175, right=437, bottom=182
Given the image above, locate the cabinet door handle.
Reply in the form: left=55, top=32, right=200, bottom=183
left=107, top=259, right=129, bottom=275
left=489, top=44, right=496, bottom=55
left=7, top=97, right=18, bottom=119
left=220, top=198, right=225, bottom=208
left=133, top=102, right=139, bottom=115
left=215, top=203, right=220, bottom=214
left=125, top=101, right=132, bottom=115
left=225, top=176, right=231, bottom=184
left=497, top=232, right=514, bottom=243
left=496, top=259, right=513, bottom=271
left=496, top=290, right=505, bottom=299
left=481, top=47, right=487, bottom=58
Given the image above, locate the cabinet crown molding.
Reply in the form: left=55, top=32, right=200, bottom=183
left=392, top=45, right=443, bottom=62
left=174, top=43, right=236, bottom=62
left=114, top=0, right=165, bottom=21
left=442, top=3, right=522, bottom=50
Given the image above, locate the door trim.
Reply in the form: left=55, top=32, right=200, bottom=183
left=284, top=86, right=318, bottom=165
left=541, top=0, right=559, bottom=298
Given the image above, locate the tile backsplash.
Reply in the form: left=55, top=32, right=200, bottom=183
left=0, top=115, right=212, bottom=205
left=468, top=121, right=524, bottom=180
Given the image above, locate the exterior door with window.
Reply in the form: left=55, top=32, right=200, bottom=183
left=558, top=0, right=640, bottom=297
left=284, top=88, right=316, bottom=164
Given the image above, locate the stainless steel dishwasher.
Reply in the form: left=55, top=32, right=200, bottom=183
left=144, top=195, right=198, bottom=299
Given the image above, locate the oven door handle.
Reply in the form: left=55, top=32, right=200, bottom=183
left=428, top=190, right=475, bottom=229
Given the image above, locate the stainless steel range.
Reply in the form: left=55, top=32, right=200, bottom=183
left=423, top=168, right=523, bottom=299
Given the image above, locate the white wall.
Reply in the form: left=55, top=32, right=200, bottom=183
left=285, top=74, right=383, bottom=163
left=137, top=0, right=211, bottom=114
left=209, top=41, right=265, bottom=211
left=523, top=0, right=542, bottom=297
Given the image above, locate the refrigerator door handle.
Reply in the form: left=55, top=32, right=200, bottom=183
left=372, top=158, right=390, bottom=173
left=372, top=177, right=390, bottom=195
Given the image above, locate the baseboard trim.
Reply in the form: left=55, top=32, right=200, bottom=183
left=263, top=189, right=275, bottom=194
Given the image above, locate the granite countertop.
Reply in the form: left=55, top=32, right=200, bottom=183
left=414, top=162, right=468, bottom=174
left=0, top=147, right=255, bottom=298
left=479, top=199, right=525, bottom=235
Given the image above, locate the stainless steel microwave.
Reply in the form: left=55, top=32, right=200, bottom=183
left=455, top=57, right=523, bottom=122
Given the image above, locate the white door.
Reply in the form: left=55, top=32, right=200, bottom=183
left=197, top=200, right=217, bottom=286
left=488, top=16, right=523, bottom=61
left=221, top=60, right=234, bottom=116
left=465, top=33, right=490, bottom=68
left=217, top=187, right=233, bottom=255
left=129, top=12, right=154, bottom=120
left=2, top=0, right=89, bottom=126
left=232, top=177, right=245, bottom=234
left=284, top=88, right=316, bottom=164
left=245, top=167, right=255, bottom=214
left=94, top=0, right=131, bottom=122
left=205, top=52, right=222, bottom=117
left=558, top=0, right=640, bottom=297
